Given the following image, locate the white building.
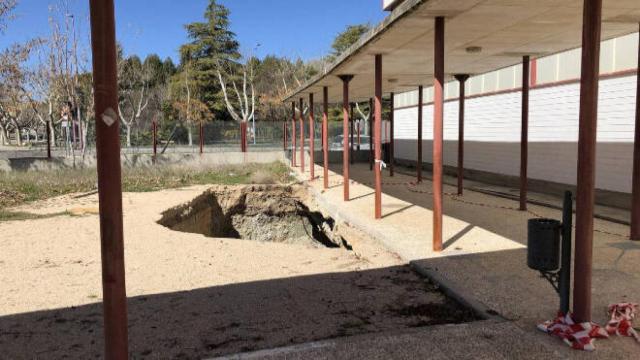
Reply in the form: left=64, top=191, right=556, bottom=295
left=392, top=32, right=639, bottom=208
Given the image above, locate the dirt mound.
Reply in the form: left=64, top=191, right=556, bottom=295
left=159, top=185, right=346, bottom=248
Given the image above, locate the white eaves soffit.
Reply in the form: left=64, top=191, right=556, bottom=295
left=284, top=0, right=640, bottom=104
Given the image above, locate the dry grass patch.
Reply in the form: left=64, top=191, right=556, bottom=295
left=0, top=161, right=291, bottom=215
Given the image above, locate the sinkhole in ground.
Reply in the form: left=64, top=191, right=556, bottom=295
left=159, top=185, right=351, bottom=249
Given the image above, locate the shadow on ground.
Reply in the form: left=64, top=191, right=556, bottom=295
left=0, top=265, right=478, bottom=359
left=318, top=161, right=640, bottom=358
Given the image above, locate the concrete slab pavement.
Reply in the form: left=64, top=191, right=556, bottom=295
left=212, top=320, right=564, bottom=360
left=295, top=162, right=524, bottom=263
left=282, top=160, right=640, bottom=359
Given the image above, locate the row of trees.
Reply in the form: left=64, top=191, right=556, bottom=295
left=0, top=0, right=372, bottom=153
left=0, top=0, right=93, bottom=155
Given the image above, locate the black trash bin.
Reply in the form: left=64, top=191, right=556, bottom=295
left=527, top=218, right=561, bottom=272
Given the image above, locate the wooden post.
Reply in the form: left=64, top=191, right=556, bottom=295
left=433, top=16, right=445, bottom=252
left=88, top=0, right=129, bottom=357
left=574, top=0, right=602, bottom=323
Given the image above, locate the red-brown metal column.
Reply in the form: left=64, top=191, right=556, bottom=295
left=339, top=75, right=353, bottom=201
left=79, top=114, right=84, bottom=151
left=240, top=121, right=247, bottom=153
left=46, top=119, right=52, bottom=159
left=88, top=1, right=128, bottom=358
left=350, top=103, right=355, bottom=165
left=369, top=98, right=374, bottom=171
left=309, top=93, right=315, bottom=180
left=357, top=119, right=361, bottom=149
left=530, top=59, right=538, bottom=87
left=574, top=0, right=602, bottom=323
left=299, top=97, right=305, bottom=173
left=199, top=122, right=204, bottom=155
left=631, top=22, right=640, bottom=241
left=455, top=74, right=469, bottom=196
left=417, top=85, right=424, bottom=183
left=323, top=86, right=329, bottom=189
left=433, top=16, right=445, bottom=252
left=71, top=117, right=76, bottom=148
left=390, top=92, right=395, bottom=177
left=292, top=101, right=297, bottom=167
left=283, top=120, right=287, bottom=151
left=374, top=55, right=383, bottom=219
left=152, top=119, right=157, bottom=163
left=520, top=56, right=530, bottom=211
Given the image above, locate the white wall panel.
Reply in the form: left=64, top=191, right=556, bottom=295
left=393, top=75, right=638, bottom=193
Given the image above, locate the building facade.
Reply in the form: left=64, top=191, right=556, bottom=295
left=392, top=32, right=639, bottom=205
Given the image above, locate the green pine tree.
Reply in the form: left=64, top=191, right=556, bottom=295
left=179, top=0, right=241, bottom=120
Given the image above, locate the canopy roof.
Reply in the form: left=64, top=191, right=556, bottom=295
left=284, top=0, right=640, bottom=103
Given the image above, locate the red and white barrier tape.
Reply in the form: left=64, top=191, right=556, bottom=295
left=537, top=312, right=609, bottom=351
left=539, top=304, right=639, bottom=351
left=606, top=303, right=640, bottom=342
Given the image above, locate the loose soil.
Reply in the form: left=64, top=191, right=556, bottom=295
left=159, top=185, right=347, bottom=249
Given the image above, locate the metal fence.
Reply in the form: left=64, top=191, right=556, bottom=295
left=283, top=120, right=372, bottom=152
left=1, top=120, right=288, bottom=160
left=2, top=119, right=382, bottom=160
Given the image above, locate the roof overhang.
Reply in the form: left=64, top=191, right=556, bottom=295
left=284, top=0, right=640, bottom=104
left=383, top=0, right=407, bottom=12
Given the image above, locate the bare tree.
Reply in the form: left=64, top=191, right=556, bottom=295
left=183, top=63, right=193, bottom=146
left=27, top=2, right=92, bottom=156
left=355, top=102, right=371, bottom=136
left=118, top=55, right=150, bottom=147
left=216, top=58, right=256, bottom=152
left=0, top=40, right=38, bottom=146
left=0, top=0, right=16, bottom=33
left=167, top=60, right=201, bottom=147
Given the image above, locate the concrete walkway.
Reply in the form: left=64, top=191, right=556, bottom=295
left=299, top=164, right=525, bottom=262
left=264, top=160, right=640, bottom=359
left=214, top=320, right=562, bottom=360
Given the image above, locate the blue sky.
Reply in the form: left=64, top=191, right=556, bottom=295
left=1, top=0, right=387, bottom=64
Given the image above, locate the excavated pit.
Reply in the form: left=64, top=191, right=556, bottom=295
left=159, top=185, right=351, bottom=249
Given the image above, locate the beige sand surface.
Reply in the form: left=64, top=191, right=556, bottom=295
left=0, top=184, right=474, bottom=358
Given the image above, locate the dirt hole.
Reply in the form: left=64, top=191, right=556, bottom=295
left=159, top=185, right=350, bottom=249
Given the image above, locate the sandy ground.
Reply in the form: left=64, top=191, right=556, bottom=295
left=0, top=184, right=475, bottom=359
